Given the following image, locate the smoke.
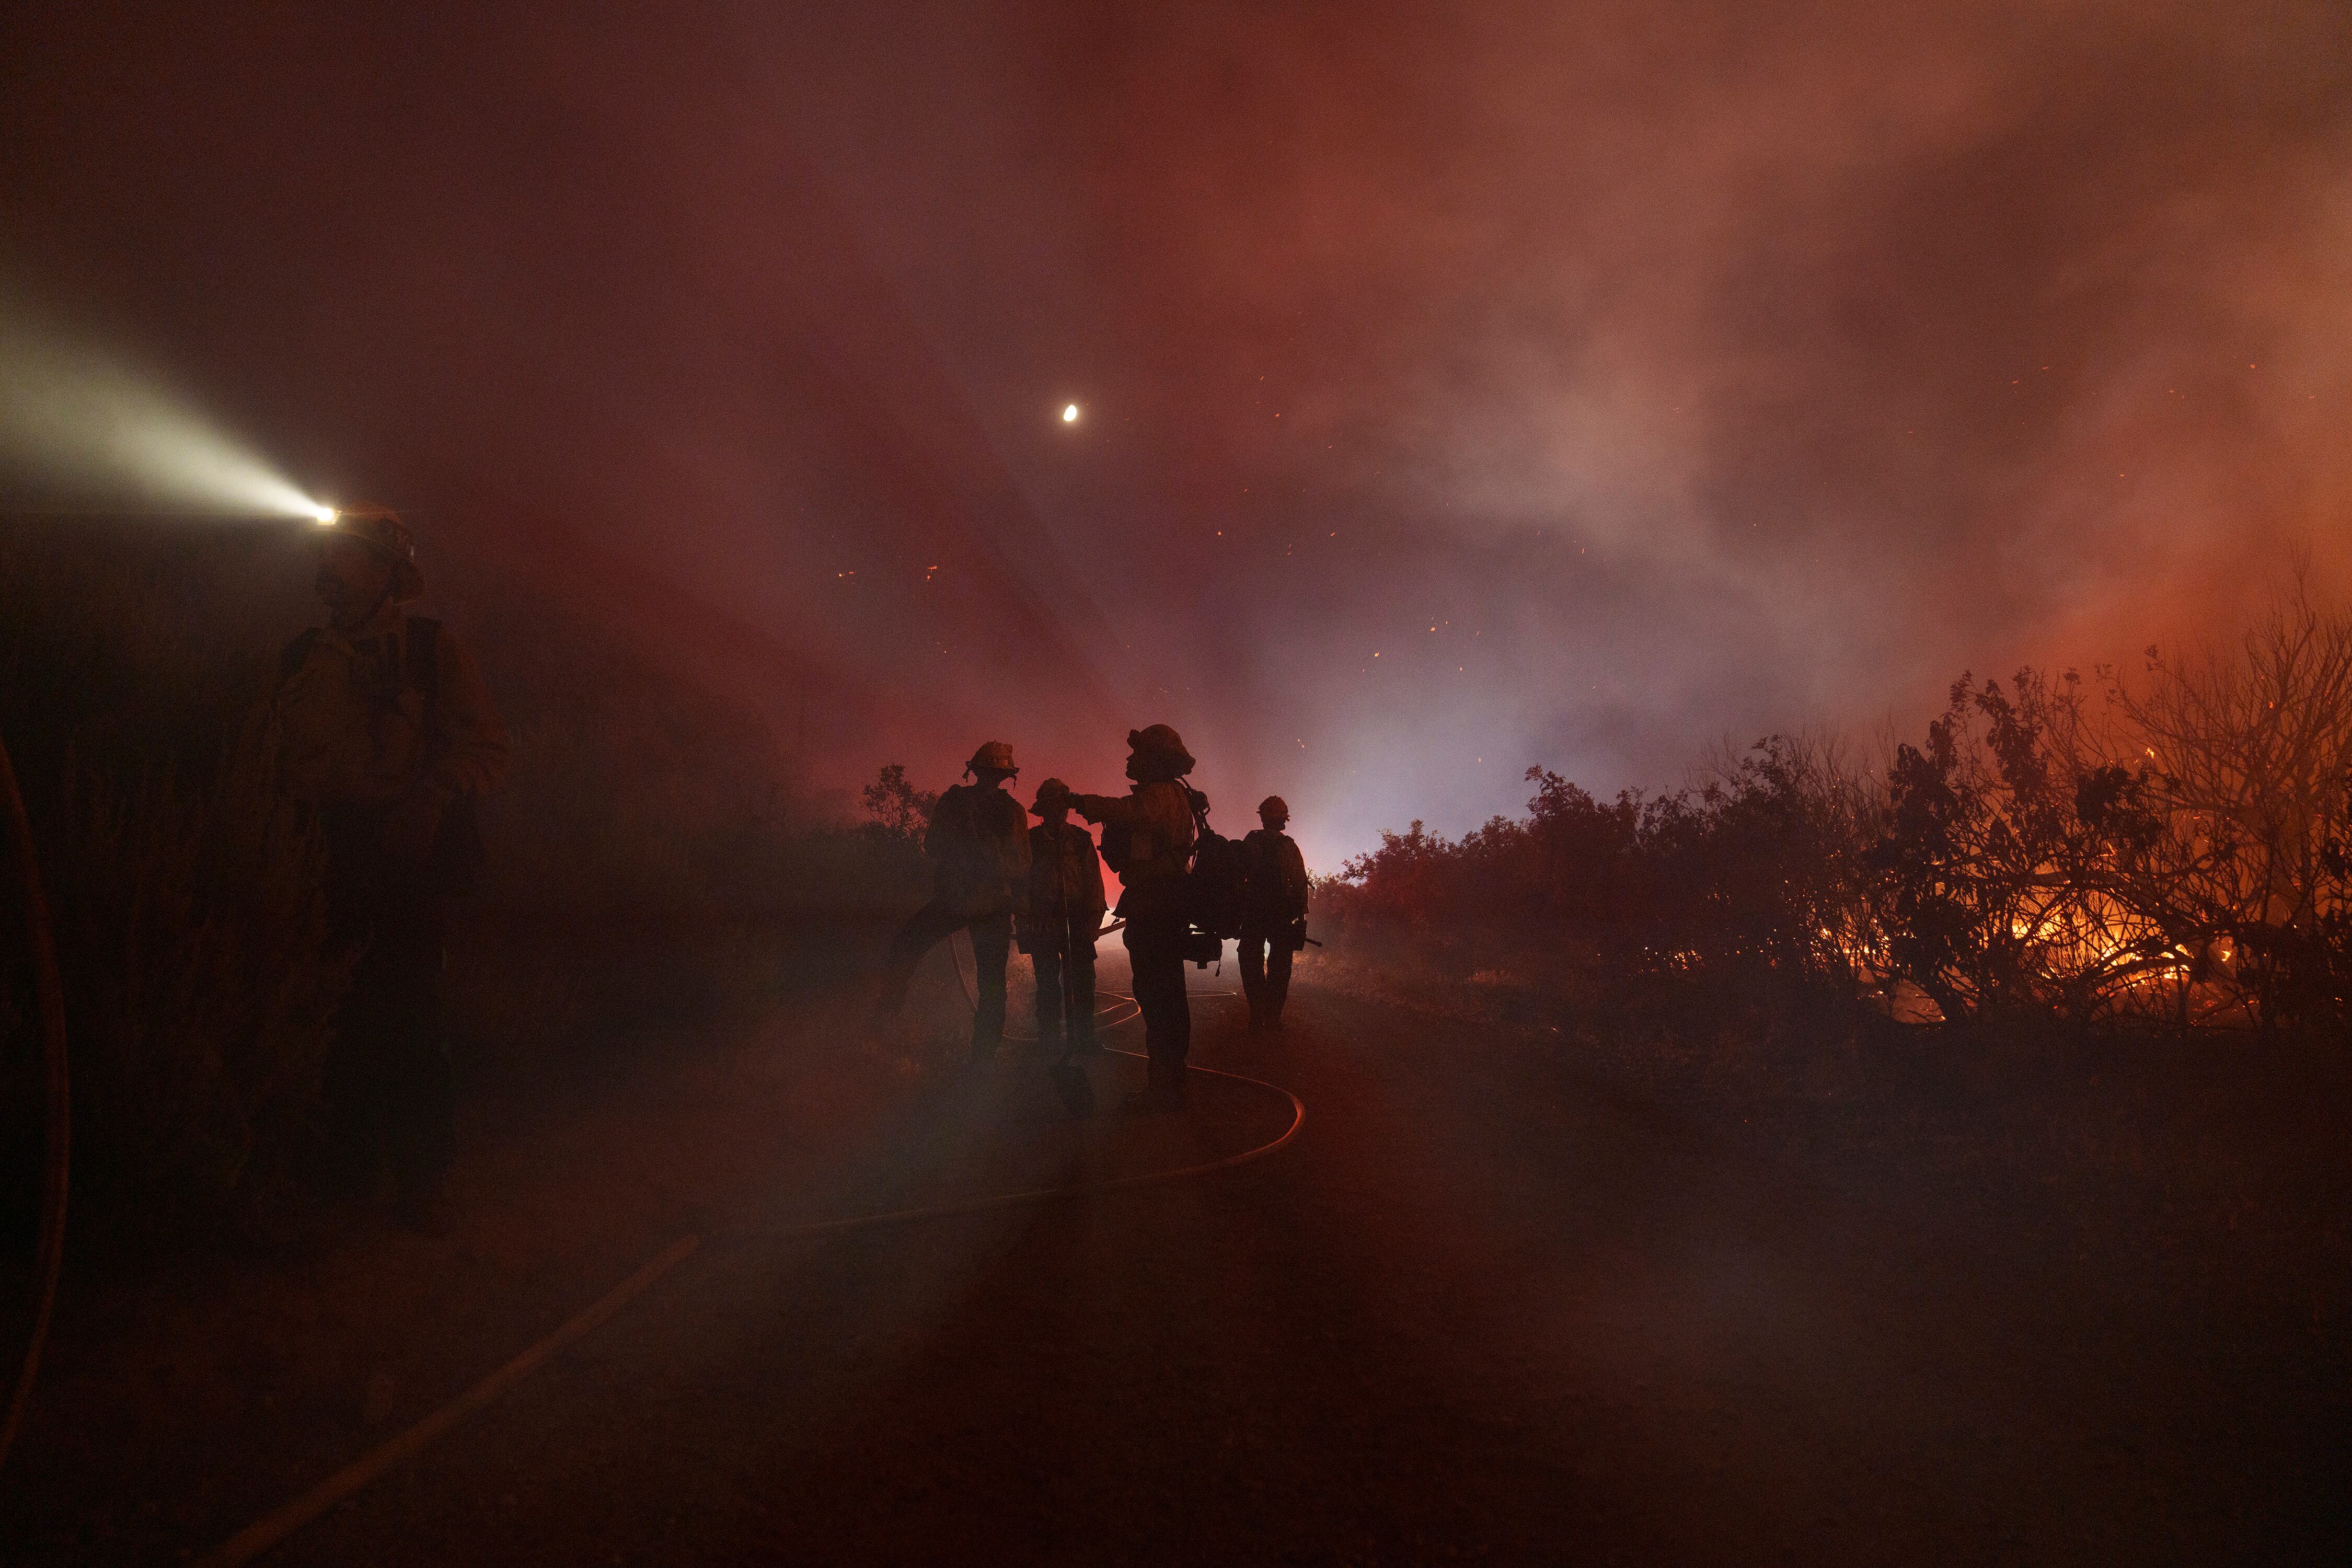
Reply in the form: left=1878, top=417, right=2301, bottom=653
left=0, top=287, right=324, bottom=519
left=3, top=1, right=2347, bottom=870
left=873, top=0, right=2352, bottom=863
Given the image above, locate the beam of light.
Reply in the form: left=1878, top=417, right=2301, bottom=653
left=0, top=290, right=327, bottom=520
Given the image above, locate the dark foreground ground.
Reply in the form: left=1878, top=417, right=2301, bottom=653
left=5, top=951, right=2349, bottom=1564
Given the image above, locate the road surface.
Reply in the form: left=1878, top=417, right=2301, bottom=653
left=222, top=954, right=2342, bottom=1564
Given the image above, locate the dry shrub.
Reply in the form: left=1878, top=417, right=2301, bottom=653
left=1320, top=733, right=1880, bottom=1017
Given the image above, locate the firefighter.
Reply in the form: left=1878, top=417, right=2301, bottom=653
left=877, top=742, right=1032, bottom=1060
left=1237, top=794, right=1310, bottom=1032
left=276, top=505, right=509, bottom=1234
left=1019, top=779, right=1107, bottom=1058
left=1073, top=725, right=1202, bottom=1113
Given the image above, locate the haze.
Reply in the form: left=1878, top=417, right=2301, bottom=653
left=5, top=0, right=2347, bottom=869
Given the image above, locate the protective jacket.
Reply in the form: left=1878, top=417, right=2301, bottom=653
left=1074, top=780, right=1196, bottom=923
left=278, top=603, right=509, bottom=812
left=1023, top=822, right=1106, bottom=921
left=926, top=781, right=1032, bottom=914
left=1239, top=827, right=1310, bottom=927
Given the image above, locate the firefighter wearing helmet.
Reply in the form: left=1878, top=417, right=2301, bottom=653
left=1237, top=794, right=1310, bottom=1032
left=275, top=504, right=509, bottom=1233
left=875, top=741, right=1033, bottom=1059
left=1018, top=778, right=1108, bottom=1061
left=1072, top=724, right=1203, bottom=1112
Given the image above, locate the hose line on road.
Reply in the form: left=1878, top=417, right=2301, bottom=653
left=195, top=979, right=1302, bottom=1566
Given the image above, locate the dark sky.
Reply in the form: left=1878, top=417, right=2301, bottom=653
left=6, top=1, right=2349, bottom=868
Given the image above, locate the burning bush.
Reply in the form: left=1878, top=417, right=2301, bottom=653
left=1870, top=669, right=2176, bottom=1024
left=2107, top=577, right=2352, bottom=1030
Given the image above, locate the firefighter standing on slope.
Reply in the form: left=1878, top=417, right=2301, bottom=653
left=275, top=505, right=509, bottom=1234
left=1073, top=724, right=1202, bottom=1114
left=1237, top=794, right=1310, bottom=1033
left=877, top=742, right=1031, bottom=1060
left=1018, top=778, right=1106, bottom=1059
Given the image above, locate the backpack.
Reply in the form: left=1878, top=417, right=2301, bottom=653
left=280, top=616, right=487, bottom=897
left=1182, top=788, right=1248, bottom=941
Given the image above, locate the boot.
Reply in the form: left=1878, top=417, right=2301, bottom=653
left=1122, top=1059, right=1187, bottom=1115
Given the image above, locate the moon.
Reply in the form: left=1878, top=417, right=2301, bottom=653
left=1062, top=403, right=1079, bottom=423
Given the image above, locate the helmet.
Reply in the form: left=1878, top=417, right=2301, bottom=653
left=318, top=503, right=424, bottom=603
left=1258, top=795, right=1290, bottom=821
left=967, top=741, right=1018, bottom=775
left=1031, top=777, right=1074, bottom=817
left=1125, top=723, right=1195, bottom=781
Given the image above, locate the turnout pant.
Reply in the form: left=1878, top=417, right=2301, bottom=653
left=1122, top=915, right=1191, bottom=1092
left=1031, top=915, right=1099, bottom=1055
left=323, top=868, right=454, bottom=1201
left=882, top=898, right=1013, bottom=1057
left=1238, top=924, right=1296, bottom=1025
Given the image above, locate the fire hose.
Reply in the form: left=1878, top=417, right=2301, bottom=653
left=1, top=722, right=70, bottom=1478
left=196, top=938, right=1302, bottom=1565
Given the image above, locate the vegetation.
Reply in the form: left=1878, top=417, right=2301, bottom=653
left=859, top=763, right=938, bottom=850
left=1323, top=578, right=2352, bottom=1037
left=4, top=515, right=2342, bottom=1257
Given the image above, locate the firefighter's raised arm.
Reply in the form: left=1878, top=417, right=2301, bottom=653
left=1070, top=791, right=1131, bottom=826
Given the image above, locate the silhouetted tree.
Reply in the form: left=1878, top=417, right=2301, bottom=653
left=1329, top=739, right=1880, bottom=999
left=861, top=763, right=938, bottom=848
left=1670, top=735, right=1884, bottom=989
left=2107, top=575, right=2352, bottom=1029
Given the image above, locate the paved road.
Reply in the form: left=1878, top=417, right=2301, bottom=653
left=260, top=958, right=2339, bottom=1564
